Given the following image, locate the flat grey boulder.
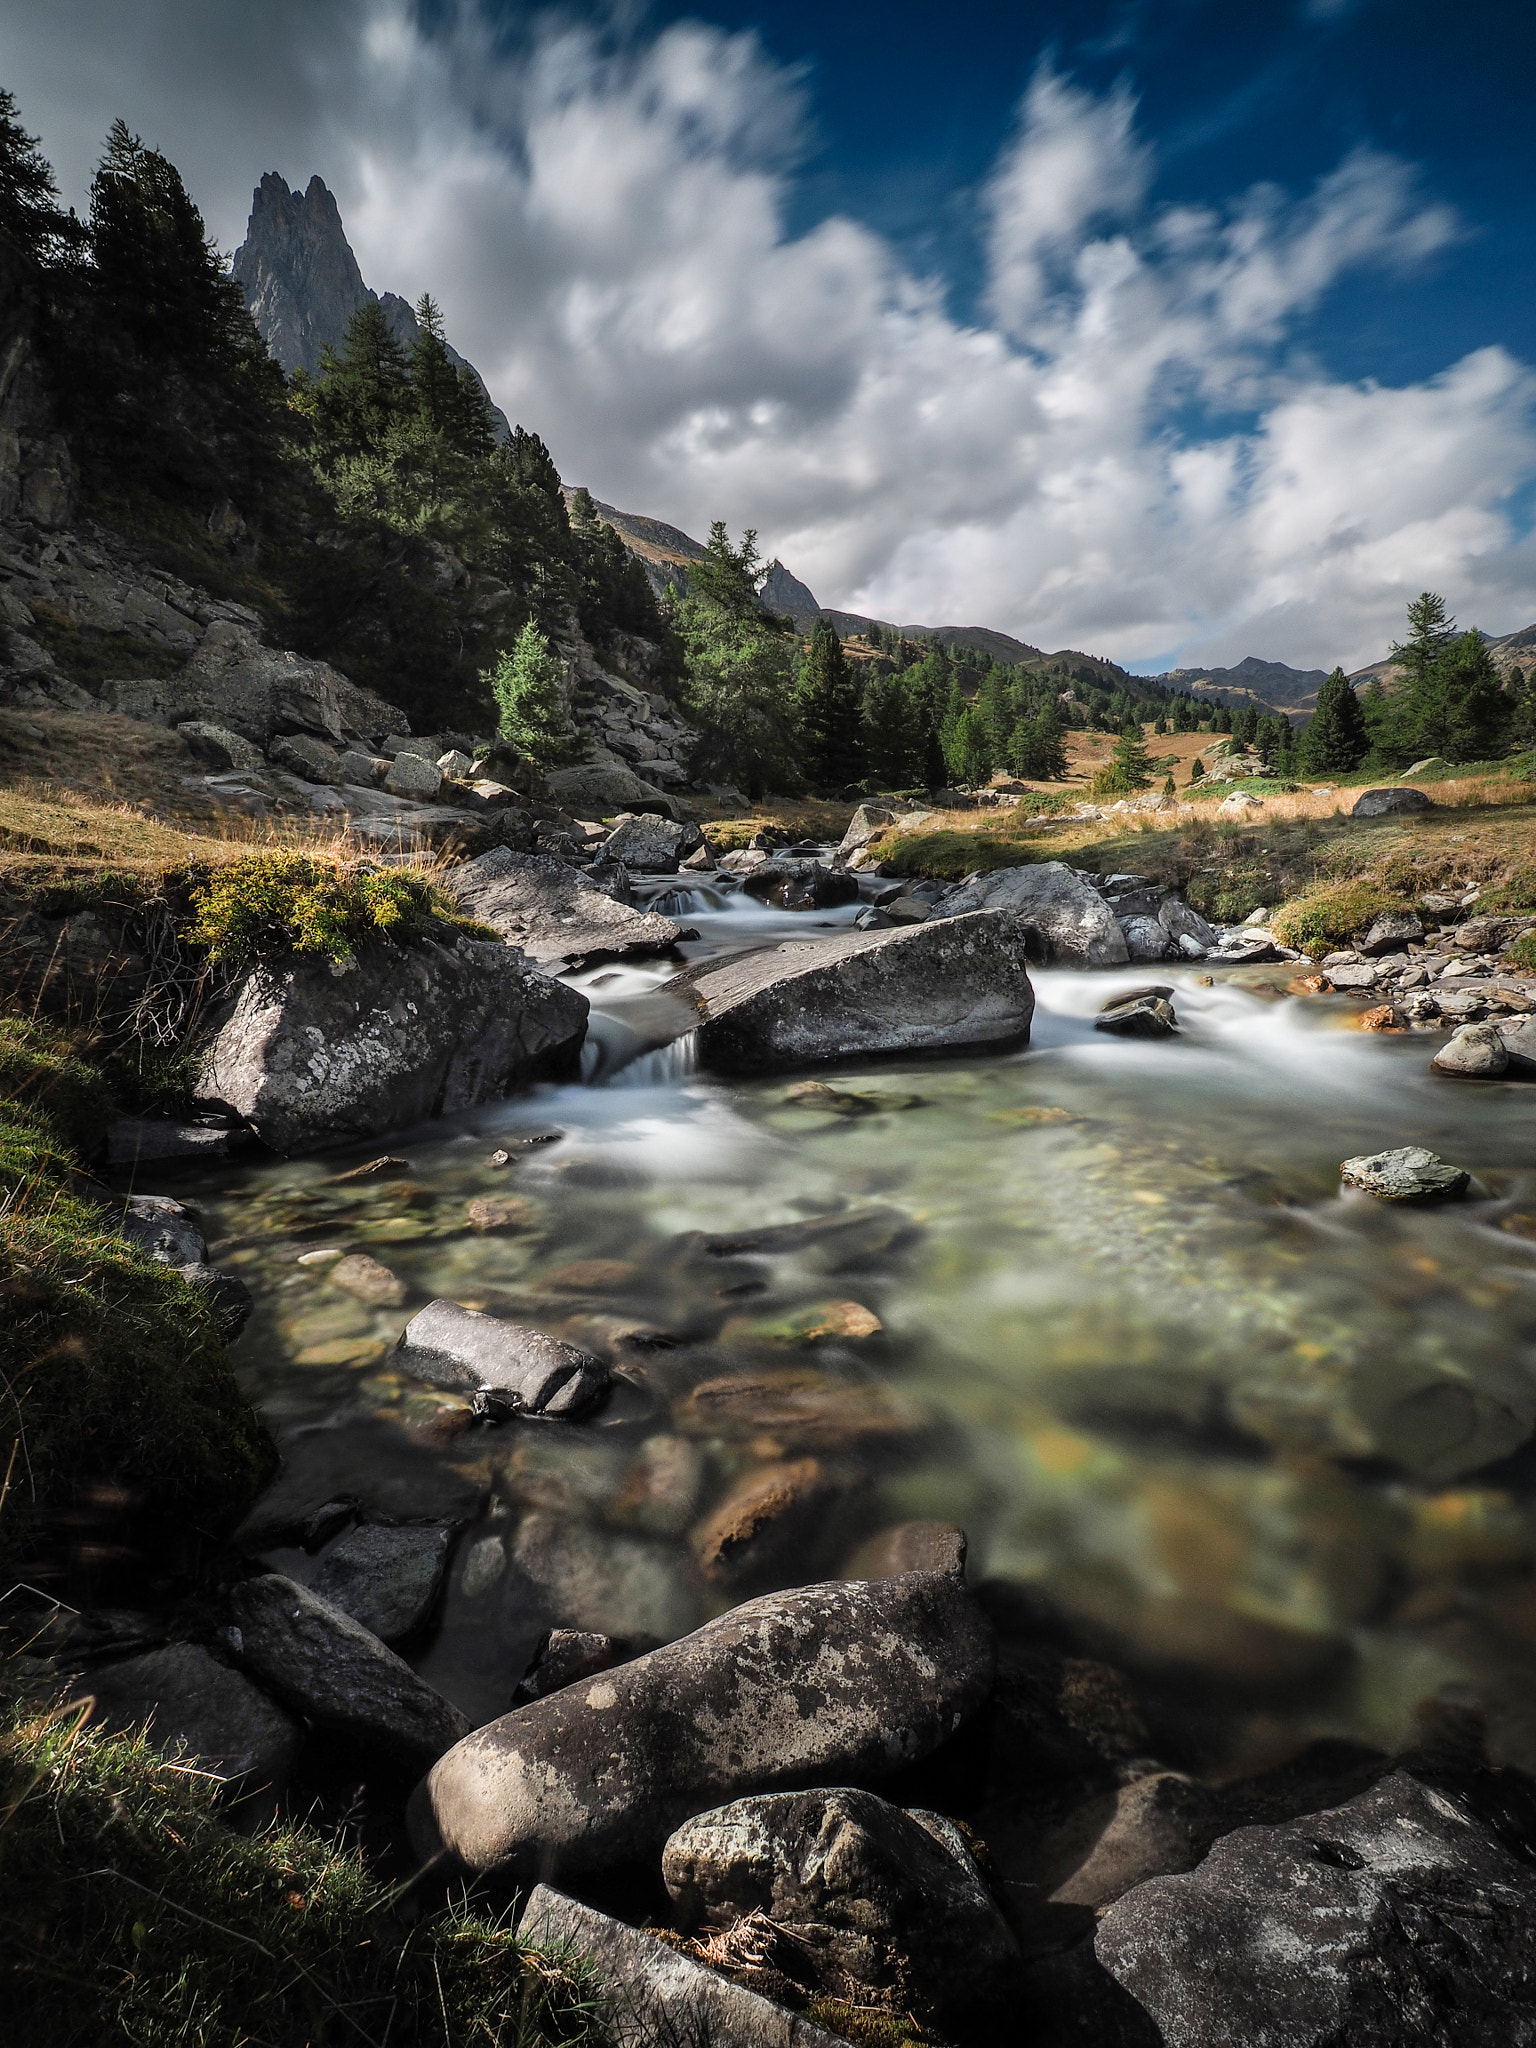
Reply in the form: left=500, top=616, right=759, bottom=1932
left=106, top=1117, right=234, bottom=1166
left=1351, top=785, right=1434, bottom=817
left=195, top=938, right=587, bottom=1154
left=1096, top=989, right=1178, bottom=1038
left=663, top=1787, right=1019, bottom=2033
left=176, top=720, right=265, bottom=772
left=544, top=757, right=680, bottom=818
left=229, top=1573, right=469, bottom=1768
left=1339, top=1146, right=1469, bottom=1201
left=834, top=803, right=897, bottom=865
left=71, top=1641, right=299, bottom=1793
left=311, top=1522, right=454, bottom=1641
left=409, top=1572, right=994, bottom=1881
left=1094, top=1773, right=1536, bottom=2047
left=1157, top=898, right=1216, bottom=952
left=1499, top=1017, right=1536, bottom=1072
left=383, top=750, right=443, bottom=800
left=1325, top=961, right=1380, bottom=991
left=520, top=1885, right=843, bottom=2047
left=930, top=862, right=1128, bottom=966
left=1359, top=909, right=1424, bottom=955
left=1433, top=1022, right=1510, bottom=1076
left=441, top=847, right=686, bottom=965
left=395, top=1300, right=610, bottom=1419
left=668, top=909, right=1035, bottom=1074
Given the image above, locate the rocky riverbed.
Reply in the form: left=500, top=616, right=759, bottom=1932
left=21, top=825, right=1536, bottom=2045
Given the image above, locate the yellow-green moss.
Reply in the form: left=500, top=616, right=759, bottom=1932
left=187, top=853, right=461, bottom=967
left=1270, top=880, right=1406, bottom=958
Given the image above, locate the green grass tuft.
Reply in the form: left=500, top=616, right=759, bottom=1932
left=186, top=854, right=454, bottom=968
left=1270, top=879, right=1405, bottom=958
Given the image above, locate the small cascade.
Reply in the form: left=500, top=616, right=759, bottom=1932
left=649, top=883, right=728, bottom=917
left=605, top=1030, right=700, bottom=1087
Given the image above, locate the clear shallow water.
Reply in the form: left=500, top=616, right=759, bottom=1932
left=189, top=897, right=1536, bottom=1772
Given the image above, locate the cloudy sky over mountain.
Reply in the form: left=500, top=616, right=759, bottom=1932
left=7, top=0, right=1535, bottom=669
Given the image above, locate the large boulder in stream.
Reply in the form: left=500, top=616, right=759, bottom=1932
left=440, top=847, right=688, bottom=965
left=408, top=1572, right=994, bottom=1881
left=196, top=938, right=586, bottom=1154
left=930, top=861, right=1129, bottom=965
left=667, top=909, right=1035, bottom=1073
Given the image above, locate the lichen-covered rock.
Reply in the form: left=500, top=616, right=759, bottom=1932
left=383, top=749, right=443, bottom=800
left=441, top=847, right=686, bottom=965
left=195, top=938, right=587, bottom=1154
left=1094, top=1773, right=1536, bottom=2046
left=107, top=619, right=398, bottom=746
left=738, top=860, right=861, bottom=911
left=600, top=813, right=702, bottom=873
left=409, top=1573, right=994, bottom=1881
left=1118, top=914, right=1172, bottom=961
left=177, top=720, right=266, bottom=771
left=1359, top=909, right=1424, bottom=955
left=394, top=1301, right=610, bottom=1418
left=930, top=861, right=1128, bottom=965
left=669, top=909, right=1035, bottom=1073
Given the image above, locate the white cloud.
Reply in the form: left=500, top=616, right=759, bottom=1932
left=5, top=1, right=1535, bottom=670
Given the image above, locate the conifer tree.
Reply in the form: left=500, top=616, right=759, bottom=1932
left=484, top=621, right=584, bottom=765
left=1109, top=721, right=1154, bottom=790
left=1389, top=591, right=1459, bottom=689
left=0, top=88, right=79, bottom=264
left=799, top=622, right=867, bottom=790
left=1010, top=702, right=1068, bottom=780
left=862, top=670, right=920, bottom=787
left=1299, top=667, right=1369, bottom=774
left=311, top=302, right=410, bottom=465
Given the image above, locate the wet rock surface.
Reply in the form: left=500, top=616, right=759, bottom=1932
left=195, top=938, right=588, bottom=1153
left=1095, top=1771, right=1536, bottom=2046
left=395, top=1300, right=611, bottom=1417
left=310, top=1522, right=454, bottom=1641
left=670, top=909, right=1035, bottom=1073
left=229, top=1574, right=470, bottom=1769
left=409, top=1572, right=995, bottom=1881
left=441, top=846, right=687, bottom=964
left=1339, top=1145, right=1470, bottom=1200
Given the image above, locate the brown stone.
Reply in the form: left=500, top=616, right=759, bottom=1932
left=328, top=1252, right=407, bottom=1306
left=1357, top=1005, right=1401, bottom=1031
left=466, top=1194, right=537, bottom=1232
left=674, top=1369, right=920, bottom=1453
left=692, top=1458, right=841, bottom=1587
left=329, top=1156, right=411, bottom=1181
left=843, top=1521, right=967, bottom=1581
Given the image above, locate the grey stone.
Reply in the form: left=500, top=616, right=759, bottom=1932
left=1157, top=898, right=1216, bottom=951
left=384, top=749, right=443, bottom=800
left=311, top=1522, right=454, bottom=1641
left=105, top=1118, right=233, bottom=1167
left=738, top=860, right=860, bottom=911
left=336, top=749, right=389, bottom=787
left=436, top=748, right=474, bottom=778
left=514, top=1629, right=623, bottom=1704
left=1339, top=1146, right=1469, bottom=1201
left=931, top=861, right=1128, bottom=965
left=177, top=1261, right=254, bottom=1338
left=340, top=806, right=492, bottom=853
left=1324, top=961, right=1380, bottom=991
left=106, top=620, right=397, bottom=747
left=1359, top=909, right=1424, bottom=955
left=229, top=1573, right=469, bottom=1768
left=176, top=720, right=265, bottom=772
left=545, top=758, right=679, bottom=817
left=441, top=847, right=686, bottom=966
left=395, top=1300, right=610, bottom=1419
left=601, top=812, right=701, bottom=874
left=834, top=803, right=897, bottom=865
left=71, top=1642, right=300, bottom=1794
left=409, top=1572, right=995, bottom=1881
left=1096, top=995, right=1178, bottom=1039
left=663, top=1786, right=1019, bottom=2033
left=118, top=1193, right=206, bottom=1266
left=195, top=938, right=587, bottom=1154
left=1119, top=914, right=1172, bottom=961
left=1499, top=1017, right=1536, bottom=1072
left=1214, top=935, right=1284, bottom=964
left=511, top=1509, right=701, bottom=1641
left=669, top=909, right=1035, bottom=1074
left=269, top=732, right=344, bottom=784
left=520, top=1885, right=844, bottom=2047
left=1094, top=1773, right=1536, bottom=2048
left=1433, top=1022, right=1511, bottom=1077
left=1351, top=785, right=1434, bottom=817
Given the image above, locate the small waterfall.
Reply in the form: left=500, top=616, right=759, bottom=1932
left=649, top=884, right=727, bottom=917
left=605, top=1030, right=699, bottom=1087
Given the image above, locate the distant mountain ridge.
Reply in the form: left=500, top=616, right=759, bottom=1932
left=232, top=173, right=509, bottom=439
left=1137, top=654, right=1330, bottom=715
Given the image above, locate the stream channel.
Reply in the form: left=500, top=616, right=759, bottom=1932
left=188, top=869, right=1536, bottom=1781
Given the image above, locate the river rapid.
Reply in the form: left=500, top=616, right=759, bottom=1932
left=190, top=875, right=1536, bottom=1781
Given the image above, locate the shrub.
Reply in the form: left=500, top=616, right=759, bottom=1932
left=0, top=1673, right=598, bottom=2047
left=1271, top=879, right=1404, bottom=958
left=186, top=855, right=451, bottom=968
left=484, top=622, right=586, bottom=768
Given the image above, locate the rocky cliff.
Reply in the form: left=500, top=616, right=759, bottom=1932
left=231, top=174, right=509, bottom=439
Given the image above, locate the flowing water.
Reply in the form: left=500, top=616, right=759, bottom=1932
left=187, top=874, right=1536, bottom=1774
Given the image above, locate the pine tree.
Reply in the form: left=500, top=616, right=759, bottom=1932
left=1010, top=702, right=1068, bottom=780
left=1433, top=631, right=1512, bottom=762
left=799, top=622, right=867, bottom=790
left=691, top=522, right=768, bottom=619
left=1189, top=756, right=1206, bottom=782
left=311, top=302, right=411, bottom=465
left=0, top=88, right=79, bottom=265
left=1110, top=722, right=1154, bottom=790
left=1299, top=667, right=1369, bottom=774
left=862, top=670, right=921, bottom=787
left=484, top=621, right=584, bottom=765
left=1389, top=591, right=1459, bottom=689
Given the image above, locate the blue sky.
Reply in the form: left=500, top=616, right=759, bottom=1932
left=8, top=0, right=1536, bottom=669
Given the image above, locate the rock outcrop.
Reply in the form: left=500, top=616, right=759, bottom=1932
left=668, top=910, right=1035, bottom=1073
left=107, top=619, right=400, bottom=748
left=930, top=862, right=1130, bottom=966
left=441, top=847, right=687, bottom=965
left=409, top=1573, right=994, bottom=1881
left=195, top=937, right=587, bottom=1153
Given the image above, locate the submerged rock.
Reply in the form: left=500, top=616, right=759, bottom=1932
left=229, top=1574, right=469, bottom=1768
left=409, top=1573, right=994, bottom=1881
left=662, top=1786, right=1019, bottom=2033
left=843, top=1521, right=967, bottom=1581
left=691, top=1458, right=844, bottom=1589
left=1339, top=1146, right=1470, bottom=1201
left=441, top=846, right=687, bottom=965
left=520, top=1885, right=843, bottom=2047
left=930, top=861, right=1129, bottom=966
left=1095, top=1773, right=1536, bottom=2046
left=669, top=909, right=1035, bottom=1073
left=513, top=1629, right=625, bottom=1704
left=395, top=1300, right=610, bottom=1418
left=196, top=939, right=587, bottom=1154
